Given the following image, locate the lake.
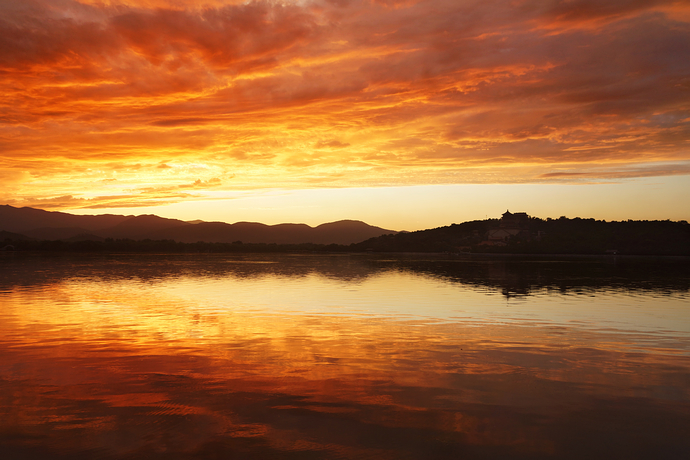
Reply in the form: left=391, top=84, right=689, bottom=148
left=1, top=253, right=689, bottom=459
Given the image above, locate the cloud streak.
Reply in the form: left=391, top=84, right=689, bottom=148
left=1, top=0, right=689, bottom=208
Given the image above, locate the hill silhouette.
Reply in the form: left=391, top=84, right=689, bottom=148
left=3, top=206, right=688, bottom=255
left=352, top=214, right=690, bottom=256
left=0, top=205, right=396, bottom=245
left=0, top=230, right=34, bottom=242
left=99, top=215, right=191, bottom=239
left=23, top=227, right=96, bottom=241
left=150, top=219, right=395, bottom=245
left=0, top=205, right=130, bottom=233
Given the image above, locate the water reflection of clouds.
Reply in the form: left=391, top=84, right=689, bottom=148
left=1, top=306, right=689, bottom=458
left=1, top=255, right=690, bottom=459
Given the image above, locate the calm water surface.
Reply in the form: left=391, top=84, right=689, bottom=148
left=1, top=253, right=689, bottom=459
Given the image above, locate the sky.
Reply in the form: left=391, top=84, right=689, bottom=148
left=1, top=0, right=689, bottom=230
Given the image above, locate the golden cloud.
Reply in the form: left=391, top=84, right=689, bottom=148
left=1, top=0, right=689, bottom=208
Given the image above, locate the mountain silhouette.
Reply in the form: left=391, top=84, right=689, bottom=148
left=0, top=230, right=34, bottom=242
left=99, top=215, right=190, bottom=239
left=150, top=220, right=395, bottom=245
left=23, top=227, right=95, bottom=240
left=0, top=205, right=130, bottom=233
left=0, top=205, right=395, bottom=245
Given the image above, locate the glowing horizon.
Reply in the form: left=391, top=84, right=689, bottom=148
left=1, top=0, right=689, bottom=228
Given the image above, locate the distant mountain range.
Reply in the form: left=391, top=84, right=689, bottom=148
left=3, top=205, right=689, bottom=255
left=0, top=205, right=396, bottom=245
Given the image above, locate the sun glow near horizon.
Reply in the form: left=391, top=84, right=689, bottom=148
left=1, top=0, right=689, bottom=226
left=63, top=179, right=690, bottom=232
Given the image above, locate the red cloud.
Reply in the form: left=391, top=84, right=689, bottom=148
left=111, top=3, right=316, bottom=69
left=1, top=0, right=689, bottom=207
left=539, top=0, right=670, bottom=24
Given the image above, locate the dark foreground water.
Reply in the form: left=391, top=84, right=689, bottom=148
left=1, top=253, right=689, bottom=459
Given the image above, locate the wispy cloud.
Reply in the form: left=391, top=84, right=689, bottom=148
left=1, top=0, right=689, bottom=208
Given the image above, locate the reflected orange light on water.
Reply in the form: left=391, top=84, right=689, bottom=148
left=1, top=255, right=689, bottom=458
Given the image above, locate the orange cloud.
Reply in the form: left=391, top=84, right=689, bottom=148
left=1, top=0, right=689, bottom=208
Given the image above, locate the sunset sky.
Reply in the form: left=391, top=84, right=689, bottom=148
left=1, top=0, right=689, bottom=230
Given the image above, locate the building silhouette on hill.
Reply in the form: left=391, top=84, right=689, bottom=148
left=483, top=210, right=531, bottom=246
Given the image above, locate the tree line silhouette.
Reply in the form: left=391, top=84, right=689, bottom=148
left=2, top=217, right=689, bottom=256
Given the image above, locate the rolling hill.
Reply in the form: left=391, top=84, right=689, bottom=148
left=0, top=205, right=396, bottom=245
